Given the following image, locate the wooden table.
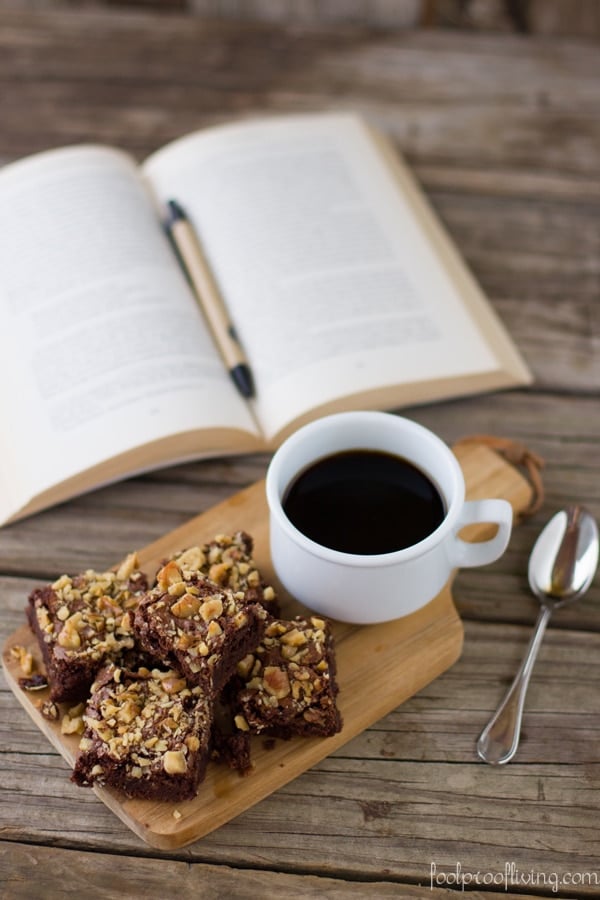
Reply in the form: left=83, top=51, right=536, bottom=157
left=1, top=10, right=599, bottom=898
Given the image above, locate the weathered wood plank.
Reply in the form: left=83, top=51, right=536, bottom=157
left=1, top=749, right=598, bottom=888
left=0, top=15, right=597, bottom=398
left=0, top=839, right=543, bottom=900
left=1, top=619, right=599, bottom=880
left=0, top=18, right=597, bottom=177
left=0, top=9, right=598, bottom=892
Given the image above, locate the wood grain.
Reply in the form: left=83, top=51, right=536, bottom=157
left=0, top=839, right=542, bottom=900
left=2, top=635, right=599, bottom=887
left=0, top=9, right=599, bottom=895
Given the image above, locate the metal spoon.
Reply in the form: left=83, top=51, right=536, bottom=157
left=477, top=505, right=599, bottom=765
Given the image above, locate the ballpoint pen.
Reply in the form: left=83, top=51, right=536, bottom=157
left=165, top=199, right=255, bottom=399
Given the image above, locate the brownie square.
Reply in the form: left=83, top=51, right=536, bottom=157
left=72, top=663, right=212, bottom=801
left=169, top=532, right=279, bottom=616
left=232, top=616, right=342, bottom=739
left=133, top=561, right=267, bottom=698
left=27, top=553, right=148, bottom=703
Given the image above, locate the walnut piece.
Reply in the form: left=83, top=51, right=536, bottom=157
left=163, top=749, right=187, bottom=775
left=10, top=644, right=34, bottom=675
left=39, top=699, right=59, bottom=720
left=263, top=666, right=291, bottom=700
left=19, top=674, right=49, bottom=692
left=156, top=561, right=183, bottom=591
left=199, top=596, right=223, bottom=622
left=171, top=593, right=201, bottom=618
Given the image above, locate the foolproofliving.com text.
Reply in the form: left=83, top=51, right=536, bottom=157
left=430, top=861, right=599, bottom=893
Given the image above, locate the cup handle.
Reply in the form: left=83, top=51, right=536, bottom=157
left=448, top=499, right=513, bottom=568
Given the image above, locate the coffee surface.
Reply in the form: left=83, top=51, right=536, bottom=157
left=282, top=449, right=445, bottom=555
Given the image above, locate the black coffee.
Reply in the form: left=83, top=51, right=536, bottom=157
left=282, top=449, right=445, bottom=555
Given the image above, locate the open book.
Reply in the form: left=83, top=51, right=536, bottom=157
left=0, top=112, right=531, bottom=526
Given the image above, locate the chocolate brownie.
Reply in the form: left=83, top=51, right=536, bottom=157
left=27, top=553, right=148, bottom=703
left=211, top=701, right=252, bottom=775
left=72, top=663, right=212, bottom=801
left=133, top=560, right=267, bottom=698
left=232, top=616, right=342, bottom=739
left=169, top=532, right=279, bottom=616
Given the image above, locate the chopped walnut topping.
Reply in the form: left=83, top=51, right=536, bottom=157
left=171, top=594, right=201, bottom=619
left=207, top=620, right=222, bottom=638
left=280, top=628, right=306, bottom=648
left=234, top=714, right=250, bottom=732
left=115, top=552, right=140, bottom=583
left=199, top=596, right=223, bottom=622
left=167, top=532, right=278, bottom=613
left=263, top=666, right=291, bottom=699
left=72, top=665, right=212, bottom=800
left=236, top=654, right=255, bottom=679
left=27, top=560, right=148, bottom=708
left=234, top=617, right=341, bottom=739
left=57, top=626, right=81, bottom=650
left=167, top=581, right=187, bottom=598
left=30, top=562, right=146, bottom=665
left=233, top=610, right=248, bottom=629
left=174, top=546, right=206, bottom=571
left=133, top=568, right=266, bottom=696
left=162, top=675, right=187, bottom=695
left=163, top=749, right=187, bottom=775
left=208, top=562, right=230, bottom=584
left=156, top=561, right=183, bottom=591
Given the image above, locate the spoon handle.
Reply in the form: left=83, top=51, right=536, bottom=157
left=477, top=604, right=553, bottom=765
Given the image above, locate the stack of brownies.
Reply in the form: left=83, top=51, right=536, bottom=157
left=25, top=532, right=342, bottom=802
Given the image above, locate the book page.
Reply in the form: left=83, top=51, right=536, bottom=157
left=0, top=146, right=259, bottom=514
left=144, top=114, right=530, bottom=441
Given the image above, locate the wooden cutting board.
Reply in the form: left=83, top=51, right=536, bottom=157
left=2, top=442, right=532, bottom=849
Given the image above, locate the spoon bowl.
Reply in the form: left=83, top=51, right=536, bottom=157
left=528, top=506, right=599, bottom=606
left=477, top=505, right=599, bottom=766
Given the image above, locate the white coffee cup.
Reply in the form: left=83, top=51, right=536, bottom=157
left=266, top=411, right=513, bottom=624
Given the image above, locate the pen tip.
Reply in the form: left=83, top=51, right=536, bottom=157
left=231, top=364, right=255, bottom=399
left=166, top=199, right=186, bottom=223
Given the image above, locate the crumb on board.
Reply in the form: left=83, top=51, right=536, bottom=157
left=18, top=674, right=49, bottom=692
left=10, top=644, right=34, bottom=676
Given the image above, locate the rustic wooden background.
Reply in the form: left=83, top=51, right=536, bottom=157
left=0, top=6, right=599, bottom=898
left=3, top=0, right=600, bottom=39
